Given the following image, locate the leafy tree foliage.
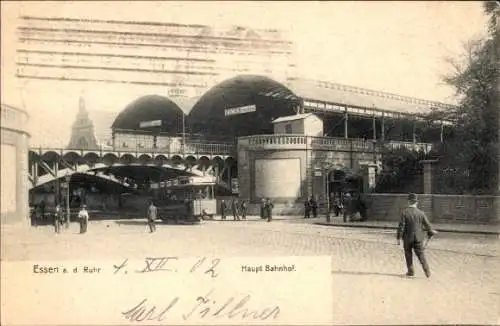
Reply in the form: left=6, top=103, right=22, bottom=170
left=431, top=2, right=499, bottom=194
left=375, top=148, right=429, bottom=193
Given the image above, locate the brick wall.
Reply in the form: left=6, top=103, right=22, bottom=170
left=366, top=194, right=500, bottom=225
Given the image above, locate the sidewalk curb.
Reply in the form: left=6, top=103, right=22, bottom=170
left=204, top=217, right=300, bottom=222
left=314, top=222, right=500, bottom=235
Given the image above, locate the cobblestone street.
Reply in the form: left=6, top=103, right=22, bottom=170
left=2, top=219, right=499, bottom=324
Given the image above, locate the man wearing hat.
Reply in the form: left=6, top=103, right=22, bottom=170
left=397, top=193, right=435, bottom=278
left=78, top=205, right=89, bottom=234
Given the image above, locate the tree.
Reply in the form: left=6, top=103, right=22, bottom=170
left=375, top=148, right=429, bottom=193
left=434, top=1, right=500, bottom=194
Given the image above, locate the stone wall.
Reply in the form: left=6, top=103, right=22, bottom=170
left=366, top=194, right=500, bottom=225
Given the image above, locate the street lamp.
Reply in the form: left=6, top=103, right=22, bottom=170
left=319, top=163, right=332, bottom=223
left=64, top=174, right=71, bottom=228
left=314, top=165, right=331, bottom=222
left=324, top=167, right=331, bottom=223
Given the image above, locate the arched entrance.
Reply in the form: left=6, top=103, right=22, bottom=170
left=327, top=167, right=363, bottom=198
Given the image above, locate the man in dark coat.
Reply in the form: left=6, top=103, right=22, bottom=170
left=309, top=197, right=318, bottom=218
left=342, top=192, right=353, bottom=222
left=265, top=198, right=274, bottom=222
left=220, top=200, right=227, bottom=220
left=231, top=198, right=240, bottom=221
left=304, top=199, right=311, bottom=218
left=397, top=193, right=435, bottom=278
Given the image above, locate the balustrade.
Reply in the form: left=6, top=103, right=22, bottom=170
left=31, top=138, right=236, bottom=157
left=31, top=134, right=433, bottom=158
left=241, top=134, right=433, bottom=154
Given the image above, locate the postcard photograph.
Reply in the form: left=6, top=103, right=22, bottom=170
left=1, top=1, right=499, bottom=325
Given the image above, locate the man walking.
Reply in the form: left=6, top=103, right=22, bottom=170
left=147, top=201, right=157, bottom=233
left=231, top=198, right=240, bottom=221
left=78, top=205, right=89, bottom=234
left=240, top=200, right=247, bottom=220
left=220, top=199, right=227, bottom=220
left=397, top=193, right=435, bottom=278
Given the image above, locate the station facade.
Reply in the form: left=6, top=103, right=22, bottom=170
left=25, top=74, right=450, bottom=216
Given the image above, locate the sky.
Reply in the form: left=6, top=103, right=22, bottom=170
left=0, top=1, right=489, bottom=147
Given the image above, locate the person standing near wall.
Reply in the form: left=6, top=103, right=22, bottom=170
left=265, top=198, right=274, bottom=222
left=220, top=199, right=227, bottom=220
left=304, top=199, right=311, bottom=218
left=333, top=194, right=342, bottom=217
left=342, top=192, right=353, bottom=222
left=310, top=197, right=318, bottom=218
left=260, top=198, right=266, bottom=219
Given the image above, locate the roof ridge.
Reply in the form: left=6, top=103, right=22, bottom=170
left=288, top=77, right=456, bottom=108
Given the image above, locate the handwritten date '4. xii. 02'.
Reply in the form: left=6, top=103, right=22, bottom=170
left=113, top=257, right=220, bottom=277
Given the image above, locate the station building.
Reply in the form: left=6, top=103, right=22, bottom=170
left=1, top=104, right=30, bottom=225
left=47, top=74, right=453, bottom=216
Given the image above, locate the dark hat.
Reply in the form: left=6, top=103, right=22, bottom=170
left=408, top=193, right=418, bottom=202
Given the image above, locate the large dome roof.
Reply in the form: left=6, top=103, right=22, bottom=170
left=188, top=75, right=301, bottom=137
left=112, top=95, right=186, bottom=135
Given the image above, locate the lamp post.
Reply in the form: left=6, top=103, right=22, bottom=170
left=318, top=163, right=332, bottom=222
left=323, top=165, right=331, bottom=223
left=65, top=174, right=71, bottom=228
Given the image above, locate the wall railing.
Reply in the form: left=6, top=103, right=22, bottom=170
left=240, top=134, right=433, bottom=154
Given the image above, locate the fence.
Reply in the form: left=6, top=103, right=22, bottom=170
left=365, top=193, right=499, bottom=225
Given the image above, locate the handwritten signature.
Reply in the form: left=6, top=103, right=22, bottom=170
left=122, top=289, right=280, bottom=322
left=113, top=257, right=220, bottom=278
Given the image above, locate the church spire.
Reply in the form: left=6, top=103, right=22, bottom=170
left=67, top=94, right=98, bottom=149
left=78, top=91, right=86, bottom=113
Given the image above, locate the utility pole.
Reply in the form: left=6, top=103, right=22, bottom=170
left=64, top=174, right=71, bottom=228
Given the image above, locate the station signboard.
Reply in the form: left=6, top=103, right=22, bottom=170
left=139, top=120, right=162, bottom=128
left=224, top=104, right=257, bottom=117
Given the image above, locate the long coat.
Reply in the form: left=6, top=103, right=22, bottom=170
left=397, top=206, right=433, bottom=244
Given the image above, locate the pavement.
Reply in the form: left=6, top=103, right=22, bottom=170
left=2, top=217, right=499, bottom=324
left=46, top=209, right=499, bottom=235
left=207, top=214, right=500, bottom=235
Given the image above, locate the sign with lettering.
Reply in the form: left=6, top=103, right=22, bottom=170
left=140, top=120, right=162, bottom=128
left=224, top=105, right=257, bottom=117
left=2, top=257, right=332, bottom=325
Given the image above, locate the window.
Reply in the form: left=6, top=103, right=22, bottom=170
left=285, top=123, right=293, bottom=134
